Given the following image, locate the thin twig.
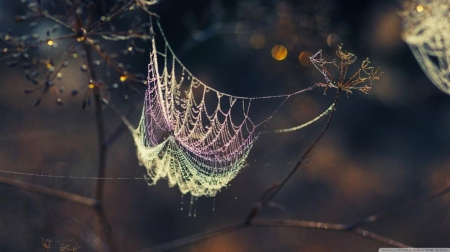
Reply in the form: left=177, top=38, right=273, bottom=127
left=81, top=23, right=117, bottom=251
left=144, top=184, right=450, bottom=251
left=251, top=219, right=410, bottom=248
left=141, top=90, right=343, bottom=251
left=346, top=185, right=450, bottom=229
left=139, top=222, right=246, bottom=252
left=105, top=105, right=138, bottom=148
left=105, top=124, right=128, bottom=149
left=141, top=86, right=450, bottom=251
left=245, top=89, right=342, bottom=223
left=0, top=176, right=98, bottom=207
left=88, top=0, right=135, bottom=34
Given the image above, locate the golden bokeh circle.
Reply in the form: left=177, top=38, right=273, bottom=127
left=271, top=45, right=288, bottom=60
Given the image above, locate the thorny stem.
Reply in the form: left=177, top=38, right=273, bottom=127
left=245, top=89, right=342, bottom=224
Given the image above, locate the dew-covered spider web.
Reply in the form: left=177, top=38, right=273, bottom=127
left=124, top=18, right=330, bottom=197
left=401, top=0, right=450, bottom=94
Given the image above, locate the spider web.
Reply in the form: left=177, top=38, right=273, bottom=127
left=401, top=0, right=450, bottom=94
left=125, top=18, right=319, bottom=197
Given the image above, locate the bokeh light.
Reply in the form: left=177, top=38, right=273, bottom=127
left=120, top=75, right=128, bottom=82
left=416, top=4, right=424, bottom=12
left=298, top=51, right=313, bottom=66
left=250, top=33, right=266, bottom=49
left=327, top=33, right=342, bottom=48
left=271, top=45, right=287, bottom=60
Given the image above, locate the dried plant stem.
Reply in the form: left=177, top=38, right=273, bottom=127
left=245, top=89, right=341, bottom=223
left=141, top=90, right=343, bottom=251
left=143, top=223, right=246, bottom=252
left=89, top=0, right=135, bottom=34
left=345, top=185, right=450, bottom=229
left=0, top=176, right=98, bottom=207
left=251, top=219, right=410, bottom=248
left=143, top=87, right=450, bottom=251
left=105, top=106, right=138, bottom=148
left=145, top=185, right=450, bottom=251
left=147, top=218, right=410, bottom=251
left=81, top=39, right=117, bottom=252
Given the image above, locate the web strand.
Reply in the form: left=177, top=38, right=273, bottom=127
left=127, top=17, right=321, bottom=197
left=401, top=0, right=450, bottom=94
left=0, top=17, right=324, bottom=190
left=0, top=168, right=143, bottom=180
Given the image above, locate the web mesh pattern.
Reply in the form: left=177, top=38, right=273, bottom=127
left=401, top=0, right=450, bottom=94
left=128, top=19, right=313, bottom=197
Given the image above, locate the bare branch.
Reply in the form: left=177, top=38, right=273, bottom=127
left=245, top=89, right=342, bottom=223
left=139, top=222, right=246, bottom=252
left=0, top=176, right=98, bottom=207
left=252, top=219, right=410, bottom=248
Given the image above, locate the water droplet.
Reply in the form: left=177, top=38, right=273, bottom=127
left=120, top=75, right=128, bottom=82
left=188, top=195, right=194, bottom=217
left=271, top=45, right=288, bottom=60
left=416, top=4, right=424, bottom=12
left=194, top=197, right=198, bottom=217
left=180, top=194, right=184, bottom=211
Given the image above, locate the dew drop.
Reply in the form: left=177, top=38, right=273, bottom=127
left=188, top=195, right=194, bottom=217
left=194, top=197, right=198, bottom=217
left=180, top=194, right=184, bottom=211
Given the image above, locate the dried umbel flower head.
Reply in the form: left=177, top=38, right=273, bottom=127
left=0, top=0, right=154, bottom=107
left=42, top=238, right=53, bottom=251
left=310, top=45, right=383, bottom=95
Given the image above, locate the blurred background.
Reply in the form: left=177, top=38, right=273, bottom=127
left=1, top=0, right=450, bottom=251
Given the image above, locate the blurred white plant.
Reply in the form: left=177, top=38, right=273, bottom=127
left=401, top=0, right=450, bottom=94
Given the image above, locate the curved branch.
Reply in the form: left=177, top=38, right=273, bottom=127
left=140, top=222, right=245, bottom=252
left=0, top=176, right=98, bottom=207
left=251, top=219, right=410, bottom=248
left=245, top=89, right=342, bottom=223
